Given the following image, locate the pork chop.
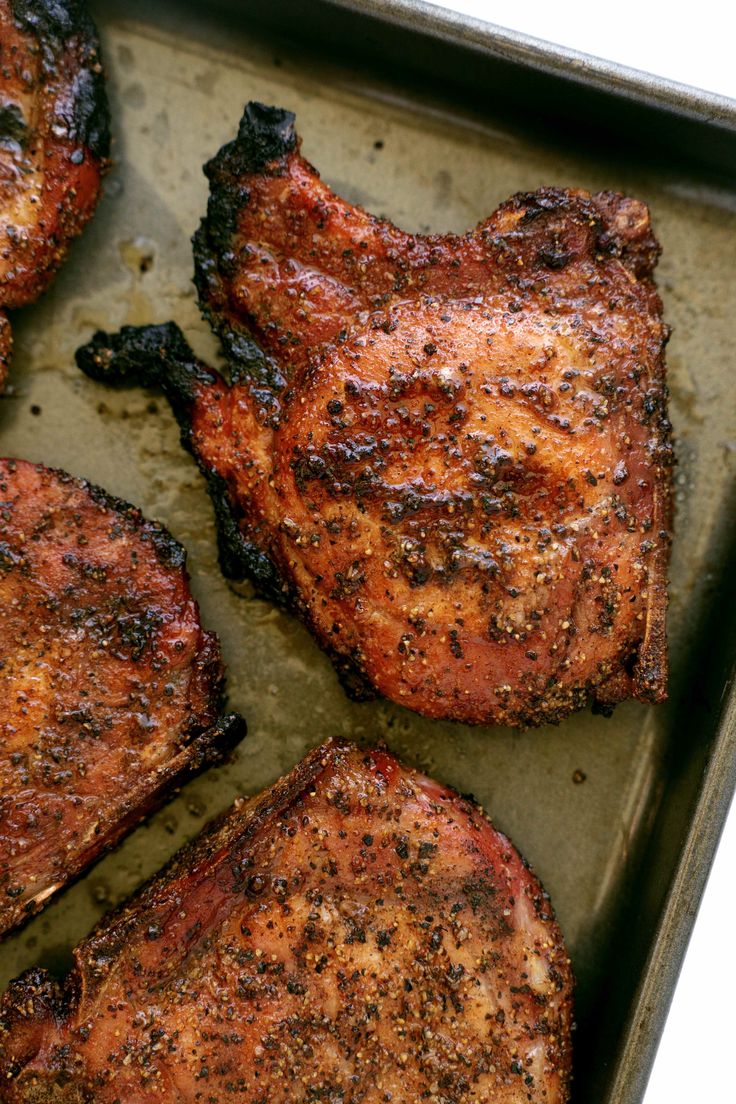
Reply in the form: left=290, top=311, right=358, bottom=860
left=76, top=102, right=672, bottom=727
left=0, top=0, right=109, bottom=389
left=0, top=739, right=573, bottom=1103
left=0, top=458, right=244, bottom=937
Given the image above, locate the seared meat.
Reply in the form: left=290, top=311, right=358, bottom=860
left=77, top=102, right=672, bottom=727
left=0, top=458, right=244, bottom=937
left=0, top=0, right=109, bottom=389
left=0, top=739, right=573, bottom=1104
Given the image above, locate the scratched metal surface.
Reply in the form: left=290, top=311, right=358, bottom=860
left=0, top=1, right=734, bottom=1095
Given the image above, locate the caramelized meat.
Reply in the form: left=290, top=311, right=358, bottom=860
left=0, top=458, right=244, bottom=937
left=0, top=739, right=573, bottom=1103
left=0, top=0, right=109, bottom=389
left=77, top=102, right=672, bottom=727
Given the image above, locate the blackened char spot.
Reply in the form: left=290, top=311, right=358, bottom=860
left=206, top=102, right=297, bottom=180
left=332, top=654, right=377, bottom=703
left=11, top=0, right=89, bottom=37
left=76, top=322, right=216, bottom=427
left=76, top=324, right=289, bottom=606
left=197, top=102, right=296, bottom=255
left=205, top=470, right=285, bottom=605
left=0, top=103, right=27, bottom=146
left=10, top=0, right=110, bottom=159
left=191, top=225, right=284, bottom=391
left=68, top=64, right=110, bottom=159
left=192, top=105, right=297, bottom=392
left=537, top=246, right=574, bottom=270
left=80, top=478, right=188, bottom=572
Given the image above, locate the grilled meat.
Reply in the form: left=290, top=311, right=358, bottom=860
left=77, top=102, right=672, bottom=727
left=0, top=458, right=244, bottom=938
left=0, top=739, right=573, bottom=1104
left=0, top=0, right=109, bottom=390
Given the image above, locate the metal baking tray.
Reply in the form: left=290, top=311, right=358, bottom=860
left=1, top=1, right=735, bottom=1101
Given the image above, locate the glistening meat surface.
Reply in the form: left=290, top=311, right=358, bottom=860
left=77, top=102, right=672, bottom=727
left=0, top=0, right=109, bottom=389
left=0, top=458, right=244, bottom=937
left=0, top=740, right=573, bottom=1103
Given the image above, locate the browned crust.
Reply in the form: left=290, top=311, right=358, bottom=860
left=0, top=740, right=574, bottom=1104
left=0, top=0, right=110, bottom=390
left=77, top=103, right=672, bottom=728
left=0, top=458, right=245, bottom=937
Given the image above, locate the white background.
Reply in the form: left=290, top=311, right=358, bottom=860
left=435, top=0, right=736, bottom=98
left=435, top=2, right=736, bottom=1102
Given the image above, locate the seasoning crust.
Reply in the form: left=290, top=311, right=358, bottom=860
left=0, top=0, right=110, bottom=388
left=0, top=458, right=244, bottom=937
left=0, top=739, right=573, bottom=1103
left=77, top=102, right=672, bottom=727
